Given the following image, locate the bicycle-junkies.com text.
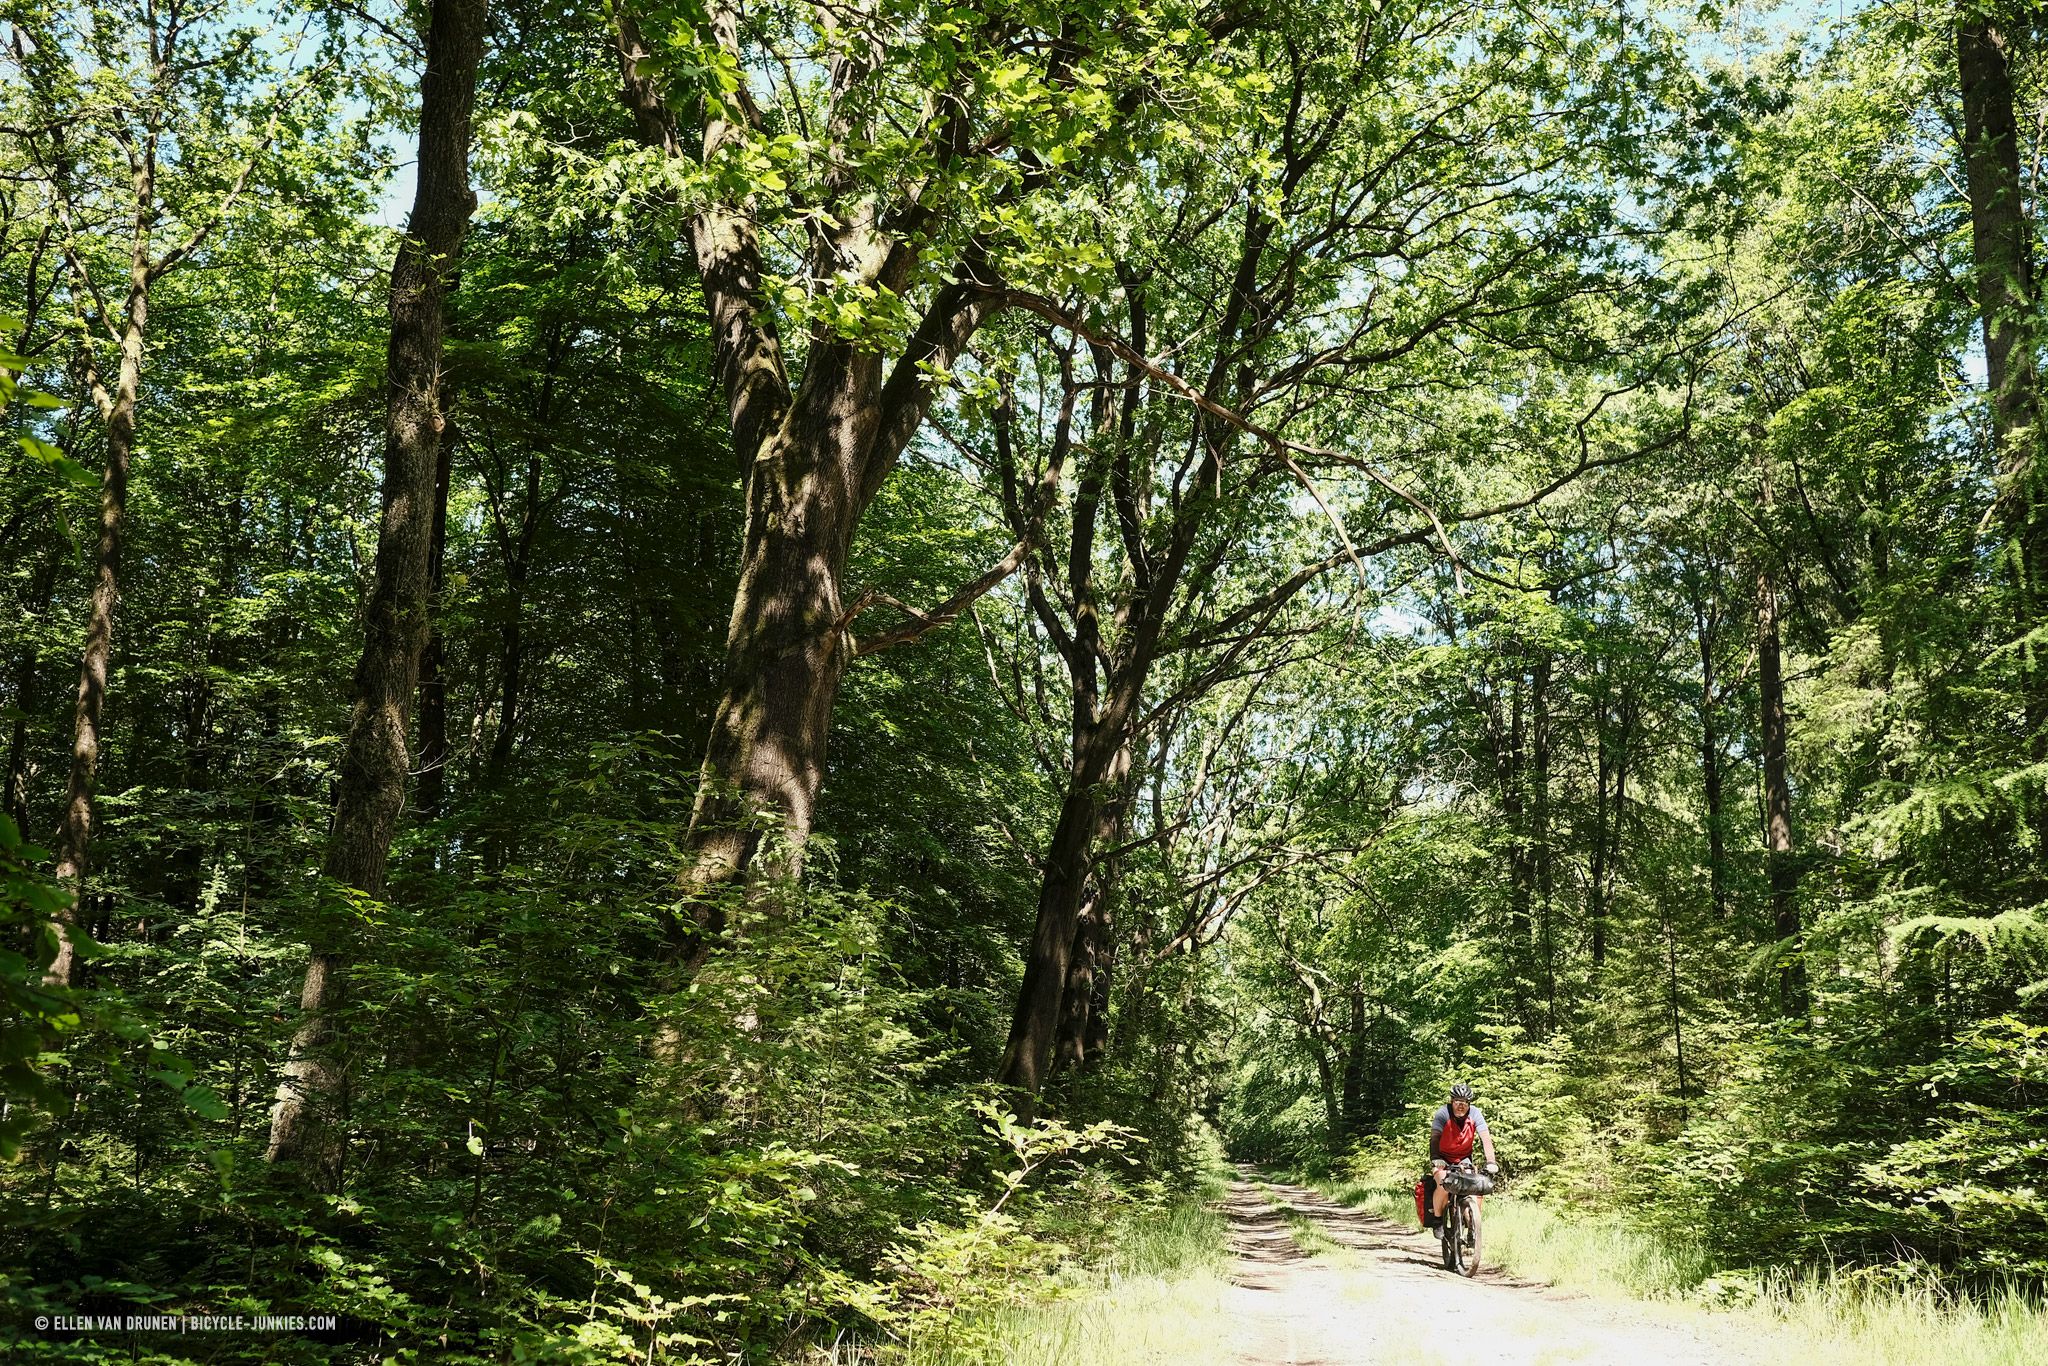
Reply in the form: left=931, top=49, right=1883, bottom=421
left=37, top=1313, right=341, bottom=1334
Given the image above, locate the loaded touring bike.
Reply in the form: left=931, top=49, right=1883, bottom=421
left=1436, top=1158, right=1492, bottom=1276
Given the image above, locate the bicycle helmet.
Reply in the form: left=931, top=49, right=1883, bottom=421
left=1449, top=1082, right=1474, bottom=1102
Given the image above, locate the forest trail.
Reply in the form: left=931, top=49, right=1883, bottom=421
left=1222, top=1170, right=1765, bottom=1366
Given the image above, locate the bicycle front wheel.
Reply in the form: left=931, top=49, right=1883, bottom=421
left=1440, top=1205, right=1461, bottom=1273
left=1459, top=1197, right=1482, bottom=1277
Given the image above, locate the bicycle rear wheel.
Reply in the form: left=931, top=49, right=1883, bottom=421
left=1440, top=1203, right=1462, bottom=1273
left=1459, top=1196, right=1482, bottom=1277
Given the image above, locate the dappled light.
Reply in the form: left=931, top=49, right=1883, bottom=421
left=4, top=0, right=2048, bottom=1363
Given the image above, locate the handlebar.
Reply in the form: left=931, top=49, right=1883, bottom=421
left=1439, top=1160, right=1496, bottom=1195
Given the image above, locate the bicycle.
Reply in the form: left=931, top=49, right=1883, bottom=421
left=1436, top=1158, right=1493, bottom=1277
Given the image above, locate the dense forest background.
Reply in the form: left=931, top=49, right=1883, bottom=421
left=4, top=0, right=2047, bottom=1361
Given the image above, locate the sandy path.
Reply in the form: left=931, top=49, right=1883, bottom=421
left=1221, top=1168, right=1767, bottom=1366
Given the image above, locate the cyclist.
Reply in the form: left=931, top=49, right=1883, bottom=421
left=1425, top=1082, right=1498, bottom=1230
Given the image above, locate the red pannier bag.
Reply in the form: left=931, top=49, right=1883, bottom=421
left=1413, top=1176, right=1427, bottom=1227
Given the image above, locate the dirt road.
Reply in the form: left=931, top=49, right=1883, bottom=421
left=1223, top=1170, right=1766, bottom=1366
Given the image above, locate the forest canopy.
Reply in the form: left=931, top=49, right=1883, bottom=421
left=4, top=0, right=2048, bottom=1361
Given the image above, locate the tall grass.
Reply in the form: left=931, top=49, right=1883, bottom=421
left=840, top=1130, right=1244, bottom=1366
left=1746, top=1273, right=2047, bottom=1366
left=1447, top=1193, right=1716, bottom=1299
left=894, top=1198, right=1236, bottom=1366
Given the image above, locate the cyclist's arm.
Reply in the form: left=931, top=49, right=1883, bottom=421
left=1427, top=1107, right=1447, bottom=1165
left=1475, top=1110, right=1497, bottom=1169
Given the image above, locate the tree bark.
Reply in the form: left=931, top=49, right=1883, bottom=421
left=1054, top=750, right=1133, bottom=1073
left=997, top=467, right=1219, bottom=1102
left=1757, top=541, right=1809, bottom=1018
left=1055, top=881, right=1108, bottom=1074
left=682, top=369, right=870, bottom=888
left=1339, top=989, right=1368, bottom=1137
left=1001, top=729, right=1129, bottom=1099
left=1533, top=652, right=1555, bottom=1033
left=1505, top=669, right=1532, bottom=950
left=415, top=420, right=456, bottom=821
left=266, top=0, right=486, bottom=1185
left=1695, top=594, right=1729, bottom=919
left=995, top=247, right=1253, bottom=1103
left=1958, top=7, right=2042, bottom=472
left=1588, top=701, right=1611, bottom=968
left=482, top=449, right=540, bottom=791
left=1314, top=1044, right=1342, bottom=1148
left=998, top=361, right=1170, bottom=1102
left=1665, top=911, right=1688, bottom=1125
left=614, top=4, right=1001, bottom=903
left=1957, top=6, right=2048, bottom=869
left=46, top=269, right=146, bottom=988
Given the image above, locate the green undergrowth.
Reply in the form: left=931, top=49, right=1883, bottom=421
left=1298, top=1147, right=2048, bottom=1366
left=861, top=1137, right=1236, bottom=1366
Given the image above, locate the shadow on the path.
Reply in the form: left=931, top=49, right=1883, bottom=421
left=1236, top=1165, right=1549, bottom=1293
left=1221, top=1175, right=1311, bottom=1291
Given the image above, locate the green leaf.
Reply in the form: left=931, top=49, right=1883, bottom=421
left=181, top=1086, right=229, bottom=1122
left=17, top=436, right=97, bottom=488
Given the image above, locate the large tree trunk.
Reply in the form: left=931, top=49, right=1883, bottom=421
left=265, top=0, right=486, bottom=1185
left=675, top=290, right=1002, bottom=901
left=46, top=270, right=147, bottom=988
left=1338, top=989, right=1369, bottom=1137
left=1314, top=1043, right=1342, bottom=1148
left=614, top=5, right=996, bottom=905
left=1757, top=551, right=1808, bottom=1019
left=997, top=406, right=1226, bottom=1101
left=414, top=421, right=456, bottom=821
left=610, top=4, right=855, bottom=896
left=1588, top=703, right=1611, bottom=968
left=1054, top=881, right=1109, bottom=1074
left=998, top=549, right=1205, bottom=1102
left=484, top=555, right=531, bottom=790
left=1504, top=669, right=1532, bottom=950
left=1958, top=8, right=2041, bottom=469
left=1053, top=750, right=1133, bottom=1073
left=682, top=365, right=873, bottom=890
left=1696, top=599, right=1729, bottom=919
left=999, top=733, right=1118, bottom=1100
left=1532, top=652, right=1555, bottom=1033
left=1957, top=7, right=2048, bottom=871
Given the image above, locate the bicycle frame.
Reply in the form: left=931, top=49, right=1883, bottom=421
left=1437, top=1159, right=1488, bottom=1276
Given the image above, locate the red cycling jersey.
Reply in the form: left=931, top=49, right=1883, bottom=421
left=1438, top=1114, right=1476, bottom=1160
left=1430, top=1103, right=1487, bottom=1163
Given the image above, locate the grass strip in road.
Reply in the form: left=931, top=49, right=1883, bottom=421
left=1278, top=1204, right=1342, bottom=1258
